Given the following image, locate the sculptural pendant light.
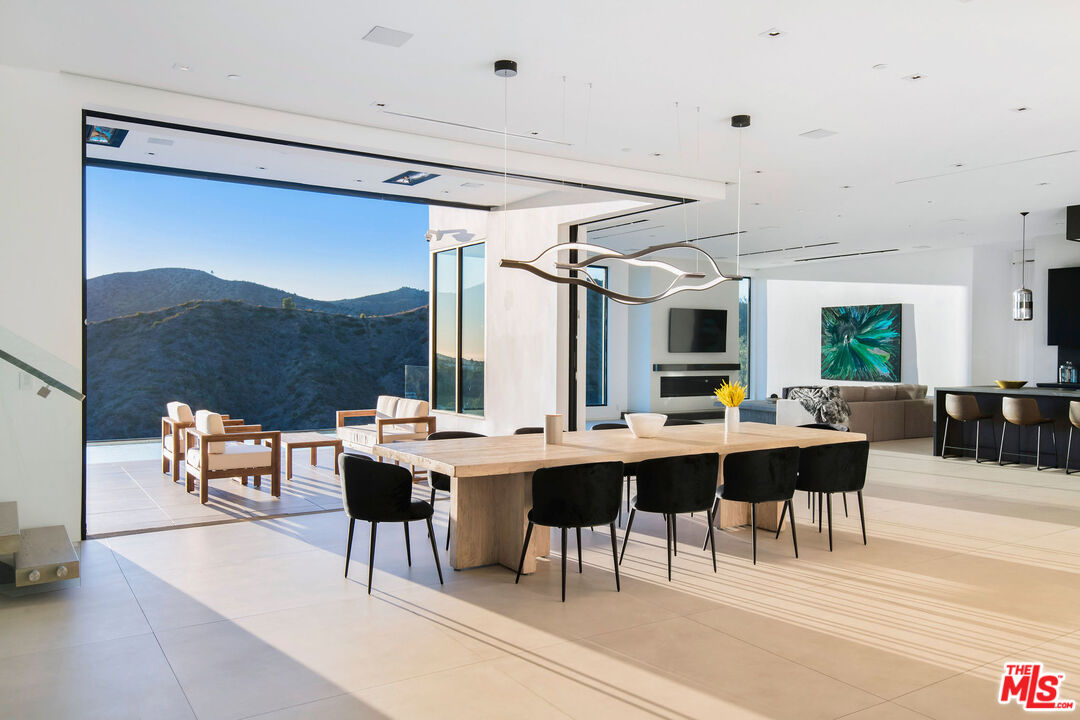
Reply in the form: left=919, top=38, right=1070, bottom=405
left=1013, top=211, right=1033, bottom=321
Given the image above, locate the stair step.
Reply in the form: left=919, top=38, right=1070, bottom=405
left=13, top=526, right=78, bottom=587
left=0, top=502, right=19, bottom=555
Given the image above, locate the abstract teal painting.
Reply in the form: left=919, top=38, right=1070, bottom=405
left=821, top=304, right=901, bottom=382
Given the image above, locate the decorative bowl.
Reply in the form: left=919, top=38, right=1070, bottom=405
left=625, top=413, right=667, bottom=438
left=994, top=380, right=1027, bottom=389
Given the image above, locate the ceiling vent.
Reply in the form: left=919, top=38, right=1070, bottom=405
left=362, top=26, right=413, bottom=47
left=799, top=128, right=837, bottom=139
left=147, top=137, right=174, bottom=146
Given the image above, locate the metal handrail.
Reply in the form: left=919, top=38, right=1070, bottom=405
left=0, top=347, right=85, bottom=401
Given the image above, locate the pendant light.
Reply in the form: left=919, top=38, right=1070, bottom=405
left=1013, top=211, right=1033, bottom=321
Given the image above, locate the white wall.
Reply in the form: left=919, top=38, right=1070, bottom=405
left=763, top=279, right=970, bottom=396
left=0, top=63, right=698, bottom=538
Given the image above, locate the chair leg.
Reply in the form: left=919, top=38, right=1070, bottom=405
left=426, top=517, right=444, bottom=585
left=367, top=521, right=378, bottom=594
left=561, top=528, right=568, bottom=602
left=403, top=522, right=411, bottom=567
left=608, top=523, right=621, bottom=592
left=702, top=496, right=720, bottom=551
left=857, top=491, right=867, bottom=545
left=999, top=422, right=1008, bottom=465
left=671, top=514, right=678, bottom=556
left=818, top=493, right=823, bottom=533
left=1068, top=426, right=1076, bottom=475
left=706, top=507, right=717, bottom=572
left=344, top=518, right=355, bottom=578
left=787, top=500, right=799, bottom=558
left=1049, top=422, right=1060, bottom=470
left=975, top=419, right=982, bottom=463
left=941, top=416, right=951, bottom=458
left=665, top=514, right=673, bottom=581
left=576, top=527, right=582, bottom=573
left=515, top=521, right=534, bottom=584
left=842, top=493, right=848, bottom=517
left=1037, top=425, right=1043, bottom=470
left=445, top=513, right=451, bottom=551
left=751, top=504, right=758, bottom=565
left=826, top=494, right=834, bottom=552
left=620, top=508, right=637, bottom=564
left=775, top=502, right=786, bottom=539
left=809, top=490, right=814, bottom=523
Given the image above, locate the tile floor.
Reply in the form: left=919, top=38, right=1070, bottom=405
left=5, top=438, right=1080, bottom=719
left=85, top=441, right=346, bottom=536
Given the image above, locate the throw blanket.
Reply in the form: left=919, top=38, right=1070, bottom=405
left=788, top=386, right=851, bottom=424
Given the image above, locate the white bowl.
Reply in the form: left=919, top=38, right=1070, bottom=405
left=625, top=413, right=667, bottom=438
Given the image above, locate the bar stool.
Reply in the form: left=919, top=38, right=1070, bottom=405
left=998, top=397, right=1058, bottom=470
left=1066, top=401, right=1080, bottom=475
left=941, top=393, right=996, bottom=463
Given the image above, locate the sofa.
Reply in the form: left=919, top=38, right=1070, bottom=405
left=336, top=395, right=436, bottom=454
left=776, top=384, right=933, bottom=442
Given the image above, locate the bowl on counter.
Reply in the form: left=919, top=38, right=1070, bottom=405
left=994, top=380, right=1027, bottom=389
left=625, top=413, right=667, bottom=438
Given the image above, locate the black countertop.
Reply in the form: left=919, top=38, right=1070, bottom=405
left=936, top=385, right=1080, bottom=399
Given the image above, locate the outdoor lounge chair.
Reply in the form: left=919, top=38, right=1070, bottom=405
left=185, top=410, right=281, bottom=504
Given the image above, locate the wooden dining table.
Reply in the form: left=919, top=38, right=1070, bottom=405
left=372, top=422, right=866, bottom=573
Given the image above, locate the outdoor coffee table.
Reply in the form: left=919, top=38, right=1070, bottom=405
left=272, top=432, right=343, bottom=480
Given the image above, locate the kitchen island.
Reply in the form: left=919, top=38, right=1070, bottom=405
left=934, top=385, right=1080, bottom=467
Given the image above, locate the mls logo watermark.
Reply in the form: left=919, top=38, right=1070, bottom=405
left=999, top=663, right=1076, bottom=712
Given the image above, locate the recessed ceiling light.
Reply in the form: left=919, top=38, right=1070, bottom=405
left=650, top=152, right=662, bottom=157
left=172, top=63, right=191, bottom=72
left=371, top=102, right=387, bottom=108
left=840, top=185, right=852, bottom=189
left=385, top=170, right=440, bottom=186
left=146, top=151, right=155, bottom=156
left=872, top=63, right=888, bottom=71
left=799, top=128, right=837, bottom=139
left=362, top=26, right=414, bottom=47
left=256, top=166, right=266, bottom=170
left=226, top=74, right=241, bottom=80
left=1014, top=106, right=1030, bottom=112
left=952, top=162, right=965, bottom=168
left=752, top=202, right=763, bottom=206
left=1036, top=182, right=1051, bottom=186
left=529, top=131, right=539, bottom=136
left=754, top=170, right=764, bottom=174
left=355, top=179, right=363, bottom=183
left=903, top=73, right=925, bottom=81
left=914, top=244, right=931, bottom=249
left=759, top=27, right=784, bottom=37
left=621, top=147, right=631, bottom=152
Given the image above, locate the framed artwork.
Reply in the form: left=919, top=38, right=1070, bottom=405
left=821, top=304, right=901, bottom=382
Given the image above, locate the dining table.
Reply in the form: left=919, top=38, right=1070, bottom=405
left=372, top=421, right=866, bottom=573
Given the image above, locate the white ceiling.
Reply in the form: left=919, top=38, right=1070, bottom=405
left=5, top=0, right=1080, bottom=262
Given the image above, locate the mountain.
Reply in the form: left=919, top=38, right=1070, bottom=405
left=86, top=300, right=430, bottom=440
left=86, top=268, right=427, bottom=321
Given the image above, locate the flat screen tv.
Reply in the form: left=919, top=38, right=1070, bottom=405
left=1048, top=267, right=1080, bottom=347
left=668, top=308, right=727, bottom=353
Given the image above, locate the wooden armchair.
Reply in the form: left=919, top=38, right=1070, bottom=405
left=185, top=411, right=281, bottom=504
left=161, top=402, right=252, bottom=483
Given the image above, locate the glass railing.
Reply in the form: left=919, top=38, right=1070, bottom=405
left=404, top=365, right=428, bottom=401
left=0, top=325, right=83, bottom=402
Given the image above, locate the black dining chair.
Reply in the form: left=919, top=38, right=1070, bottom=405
left=339, top=454, right=443, bottom=593
left=619, top=453, right=720, bottom=580
left=590, top=422, right=633, bottom=524
left=515, top=461, right=624, bottom=602
left=514, top=426, right=544, bottom=435
left=795, top=440, right=870, bottom=551
left=703, top=446, right=800, bottom=564
left=425, top=430, right=486, bottom=550
left=798, top=423, right=851, bottom=520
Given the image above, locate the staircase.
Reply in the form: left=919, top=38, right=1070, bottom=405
left=0, top=501, right=79, bottom=588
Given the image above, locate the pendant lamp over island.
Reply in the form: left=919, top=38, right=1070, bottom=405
left=1013, top=211, right=1033, bottom=321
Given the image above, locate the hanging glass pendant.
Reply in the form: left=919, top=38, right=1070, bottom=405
left=1013, top=211, right=1032, bottom=322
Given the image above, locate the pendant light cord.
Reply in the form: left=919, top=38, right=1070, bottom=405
left=1021, top=212, right=1027, bottom=287
left=503, top=76, right=509, bottom=212
left=736, top=125, right=743, bottom=277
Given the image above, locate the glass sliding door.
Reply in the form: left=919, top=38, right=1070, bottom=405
left=460, top=244, right=485, bottom=415
left=431, top=243, right=485, bottom=415
left=433, top=249, right=458, bottom=412
left=584, top=266, right=608, bottom=407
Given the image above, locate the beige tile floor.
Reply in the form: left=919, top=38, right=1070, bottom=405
left=6, top=438, right=1080, bottom=719
left=85, top=443, right=347, bottom=536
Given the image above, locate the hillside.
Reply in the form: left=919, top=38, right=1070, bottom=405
left=86, top=300, right=429, bottom=440
left=86, top=268, right=427, bottom=321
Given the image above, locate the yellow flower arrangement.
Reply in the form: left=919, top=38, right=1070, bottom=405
left=713, top=380, right=746, bottom=408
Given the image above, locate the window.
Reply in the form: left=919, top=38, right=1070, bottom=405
left=432, top=243, right=485, bottom=414
left=585, top=266, right=608, bottom=407
left=738, top=277, right=751, bottom=390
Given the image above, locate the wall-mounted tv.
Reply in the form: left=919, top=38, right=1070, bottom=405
left=1048, top=267, right=1080, bottom=347
left=668, top=308, right=727, bottom=353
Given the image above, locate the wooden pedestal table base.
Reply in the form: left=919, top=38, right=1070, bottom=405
left=449, top=472, right=551, bottom=573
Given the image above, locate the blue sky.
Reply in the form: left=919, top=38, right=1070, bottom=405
left=85, top=166, right=431, bottom=300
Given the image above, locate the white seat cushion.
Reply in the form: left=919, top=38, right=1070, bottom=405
left=375, top=395, right=399, bottom=421
left=162, top=435, right=179, bottom=454
left=195, top=410, right=227, bottom=453
left=396, top=398, right=431, bottom=432
left=167, top=401, right=194, bottom=424
left=188, top=442, right=271, bottom=471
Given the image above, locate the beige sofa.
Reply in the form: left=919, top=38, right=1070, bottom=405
left=776, top=384, right=933, bottom=442
left=336, top=395, right=436, bottom=454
